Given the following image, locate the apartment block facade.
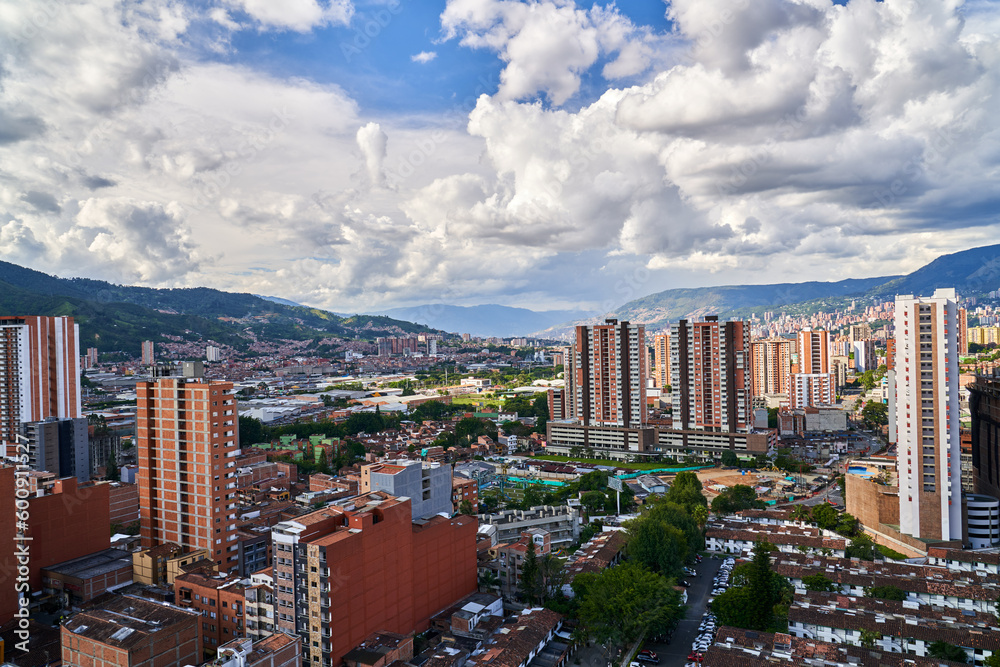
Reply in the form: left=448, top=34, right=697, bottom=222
left=789, top=373, right=835, bottom=409
left=20, top=416, right=90, bottom=482
left=894, top=289, right=963, bottom=542
left=360, top=460, right=453, bottom=520
left=270, top=493, right=477, bottom=667
left=652, top=332, right=670, bottom=388
left=750, top=338, right=792, bottom=397
left=1, top=315, right=81, bottom=457
left=566, top=320, right=647, bottom=427
left=137, top=379, right=240, bottom=571
left=671, top=317, right=751, bottom=433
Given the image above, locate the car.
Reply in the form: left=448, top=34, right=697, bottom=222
left=681, top=580, right=692, bottom=587
left=688, top=653, right=701, bottom=661
left=639, top=651, right=658, bottom=660
left=635, top=656, right=659, bottom=665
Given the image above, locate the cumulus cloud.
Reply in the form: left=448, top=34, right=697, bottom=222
left=223, top=0, right=353, bottom=32
left=411, top=51, right=437, bottom=63
left=356, top=122, right=388, bottom=188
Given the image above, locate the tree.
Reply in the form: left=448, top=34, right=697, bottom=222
left=106, top=452, right=120, bottom=482
left=836, top=513, right=860, bottom=537
left=801, top=574, right=839, bottom=592
left=582, top=490, right=607, bottom=515
left=712, top=485, right=766, bottom=515
left=692, top=505, right=709, bottom=528
left=810, top=503, right=839, bottom=531
left=239, top=415, right=266, bottom=446
left=665, top=471, right=708, bottom=513
left=721, top=449, right=740, bottom=467
left=712, top=541, right=791, bottom=632
left=574, top=562, right=684, bottom=656
left=845, top=534, right=876, bottom=561
left=479, top=569, right=500, bottom=593
left=790, top=505, right=812, bottom=523
left=862, top=402, right=889, bottom=430
left=518, top=538, right=541, bottom=604
left=864, top=585, right=907, bottom=601
left=984, top=654, right=1000, bottom=667
left=927, top=641, right=969, bottom=664
left=627, top=517, right=689, bottom=579
left=859, top=629, right=880, bottom=649
left=459, top=500, right=475, bottom=516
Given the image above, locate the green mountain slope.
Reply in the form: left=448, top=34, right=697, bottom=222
left=0, top=262, right=439, bottom=354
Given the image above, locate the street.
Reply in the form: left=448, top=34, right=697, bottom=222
left=641, top=557, right=724, bottom=667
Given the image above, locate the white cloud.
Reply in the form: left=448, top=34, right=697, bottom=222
left=356, top=122, right=388, bottom=187
left=411, top=51, right=437, bottom=63
left=223, top=0, right=353, bottom=32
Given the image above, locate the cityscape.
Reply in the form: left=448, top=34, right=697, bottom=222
left=3, top=2, right=1000, bottom=667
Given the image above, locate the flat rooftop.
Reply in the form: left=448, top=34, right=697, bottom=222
left=43, top=548, right=133, bottom=579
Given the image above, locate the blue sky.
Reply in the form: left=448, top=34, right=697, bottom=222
left=0, top=0, right=997, bottom=314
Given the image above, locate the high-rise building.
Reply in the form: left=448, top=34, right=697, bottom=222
left=652, top=332, right=670, bottom=388
left=853, top=339, right=877, bottom=372
left=849, top=323, right=872, bottom=346
left=206, top=345, right=222, bottom=362
left=271, top=493, right=476, bottom=667
left=20, top=416, right=91, bottom=482
left=894, top=289, right=962, bottom=542
left=566, top=320, right=646, bottom=427
left=0, top=316, right=81, bottom=457
left=790, top=373, right=835, bottom=409
left=958, top=307, right=968, bottom=355
left=141, top=340, right=155, bottom=365
left=360, top=460, right=453, bottom=520
left=969, top=373, right=1000, bottom=501
left=750, top=338, right=792, bottom=397
left=671, top=317, right=751, bottom=433
left=547, top=387, right=568, bottom=421
left=797, top=328, right=830, bottom=374
left=136, top=378, right=239, bottom=571
left=85, top=347, right=98, bottom=368
left=376, top=336, right=420, bottom=356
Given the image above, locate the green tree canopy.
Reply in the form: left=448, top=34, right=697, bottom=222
left=845, top=534, right=876, bottom=561
left=711, top=484, right=766, bottom=515
left=862, top=401, right=889, bottom=430
left=802, top=574, right=839, bottom=592
left=665, top=471, right=707, bottom=513
left=574, top=561, right=684, bottom=655
left=927, top=641, right=969, bottom=664
left=712, top=541, right=792, bottom=632
left=721, top=449, right=740, bottom=467
left=864, top=585, right=907, bottom=601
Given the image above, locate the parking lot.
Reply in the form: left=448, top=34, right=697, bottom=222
left=638, top=556, right=727, bottom=667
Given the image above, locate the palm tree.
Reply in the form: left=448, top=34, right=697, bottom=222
left=693, top=505, right=709, bottom=529
left=790, top=505, right=812, bottom=524
left=478, top=569, right=500, bottom=594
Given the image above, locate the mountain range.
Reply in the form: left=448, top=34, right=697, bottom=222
left=374, top=304, right=590, bottom=338
left=0, top=261, right=436, bottom=355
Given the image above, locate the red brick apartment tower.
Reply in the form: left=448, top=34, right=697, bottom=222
left=0, top=316, right=81, bottom=456
left=272, top=493, right=477, bottom=666
left=652, top=332, right=670, bottom=388
left=569, top=320, right=646, bottom=427
left=797, top=328, right=830, bottom=374
left=137, top=379, right=239, bottom=572
left=671, top=317, right=751, bottom=433
left=750, top=338, right=792, bottom=397
left=790, top=328, right=834, bottom=408
left=0, top=466, right=17, bottom=625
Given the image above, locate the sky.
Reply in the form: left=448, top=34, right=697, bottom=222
left=0, top=0, right=998, bottom=316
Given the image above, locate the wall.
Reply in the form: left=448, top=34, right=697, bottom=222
left=0, top=466, right=17, bottom=625
left=108, top=482, right=140, bottom=525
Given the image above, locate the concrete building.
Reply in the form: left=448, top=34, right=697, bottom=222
left=141, top=340, right=154, bottom=365
left=491, top=529, right=551, bottom=599
left=376, top=337, right=420, bottom=356
left=895, top=289, right=962, bottom=543
left=966, top=493, right=1000, bottom=549
left=174, top=571, right=249, bottom=656
left=0, top=315, right=82, bottom=457
left=567, top=319, right=647, bottom=427
left=207, top=345, right=223, bottom=362
left=271, top=492, right=477, bottom=667
left=41, top=548, right=133, bottom=606
left=853, top=338, right=878, bottom=372
left=208, top=634, right=301, bottom=667
left=61, top=595, right=201, bottom=667
left=132, top=543, right=213, bottom=587
left=136, top=379, right=240, bottom=571
left=652, top=332, right=670, bottom=388
left=671, top=317, right=751, bottom=434
left=360, top=460, right=453, bottom=520
left=969, top=373, right=1000, bottom=500
left=849, top=323, right=872, bottom=345
left=19, top=416, right=90, bottom=482
left=546, top=387, right=568, bottom=421
left=750, top=338, right=792, bottom=398
left=477, top=506, right=580, bottom=548
left=790, top=372, right=835, bottom=409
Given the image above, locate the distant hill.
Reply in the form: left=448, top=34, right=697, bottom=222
left=534, top=242, right=1000, bottom=336
left=375, top=304, right=590, bottom=338
left=0, top=261, right=438, bottom=354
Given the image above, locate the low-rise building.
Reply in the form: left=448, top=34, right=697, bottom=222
left=132, top=543, right=213, bottom=587
left=173, top=571, right=248, bottom=656
left=478, top=506, right=580, bottom=547
left=41, top=548, right=133, bottom=606
left=208, top=633, right=301, bottom=667
left=464, top=607, right=566, bottom=667
left=452, top=476, right=478, bottom=514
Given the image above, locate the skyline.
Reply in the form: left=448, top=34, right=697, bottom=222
left=1, top=0, right=998, bottom=315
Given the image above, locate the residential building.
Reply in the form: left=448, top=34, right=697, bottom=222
left=652, top=332, right=670, bottom=388
left=207, top=345, right=223, bottom=362
left=208, top=634, right=302, bottom=667
left=41, top=549, right=133, bottom=606
left=86, top=347, right=99, bottom=368
left=0, top=466, right=16, bottom=624
left=174, top=571, right=248, bottom=656
left=452, top=476, right=478, bottom=513
left=491, top=528, right=551, bottom=599
left=270, top=492, right=477, bottom=667
left=376, top=337, right=420, bottom=356
left=244, top=571, right=277, bottom=641
left=959, top=307, right=968, bottom=355
left=567, top=319, right=647, bottom=427
left=853, top=338, right=878, bottom=372
left=477, top=506, right=580, bottom=547
left=360, top=460, right=453, bottom=520
left=966, top=493, right=1000, bottom=548
left=750, top=338, right=792, bottom=397
left=671, top=317, right=751, bottom=433
left=0, top=315, right=82, bottom=457
left=894, top=289, right=962, bottom=542
left=789, top=373, right=835, bottom=409
left=797, top=328, right=830, bottom=374
left=546, top=387, right=568, bottom=421
left=132, top=543, right=213, bottom=587
left=464, top=607, right=563, bottom=667
left=849, top=323, right=873, bottom=345
left=141, top=340, right=155, bottom=365
left=136, top=378, right=240, bottom=571
left=61, top=595, right=201, bottom=667
left=19, top=416, right=90, bottom=482
left=969, top=373, right=1000, bottom=500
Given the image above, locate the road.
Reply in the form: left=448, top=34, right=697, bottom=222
left=641, top=557, right=724, bottom=667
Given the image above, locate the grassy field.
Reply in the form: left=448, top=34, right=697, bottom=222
left=530, top=454, right=693, bottom=471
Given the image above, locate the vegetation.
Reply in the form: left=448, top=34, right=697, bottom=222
left=801, top=574, right=839, bottom=592
left=573, top=561, right=685, bottom=657
left=845, top=534, right=876, bottom=561
left=710, top=485, right=766, bottom=515
left=530, top=455, right=693, bottom=470
left=626, top=497, right=704, bottom=580
left=927, top=641, right=969, bottom=664
left=711, top=541, right=793, bottom=632
left=721, top=449, right=740, bottom=467
left=875, top=544, right=907, bottom=561
left=861, top=401, right=889, bottom=430
left=864, top=585, right=907, bottom=601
